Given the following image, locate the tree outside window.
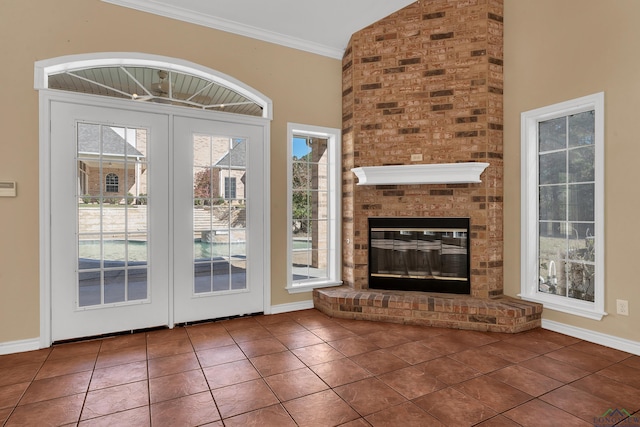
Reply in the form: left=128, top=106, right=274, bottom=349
left=538, top=111, right=595, bottom=302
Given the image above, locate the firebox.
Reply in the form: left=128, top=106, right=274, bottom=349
left=368, top=217, right=471, bottom=294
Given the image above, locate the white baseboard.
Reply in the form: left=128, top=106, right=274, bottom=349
left=270, top=299, right=314, bottom=314
left=542, top=319, right=640, bottom=356
left=0, top=302, right=316, bottom=355
left=5, top=313, right=636, bottom=359
left=0, top=338, right=41, bottom=355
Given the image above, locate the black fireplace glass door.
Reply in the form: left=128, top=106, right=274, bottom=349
left=368, top=217, right=470, bottom=294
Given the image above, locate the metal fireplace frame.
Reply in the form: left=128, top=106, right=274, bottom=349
left=368, top=217, right=471, bottom=294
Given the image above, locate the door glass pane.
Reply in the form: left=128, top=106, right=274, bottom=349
left=104, top=270, right=126, bottom=304
left=128, top=267, right=148, bottom=300
left=78, top=271, right=101, bottom=307
left=209, top=260, right=228, bottom=291
left=77, top=123, right=149, bottom=307
left=192, top=134, right=247, bottom=294
left=231, top=259, right=247, bottom=290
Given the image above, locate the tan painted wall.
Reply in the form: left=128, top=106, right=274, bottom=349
left=0, top=0, right=341, bottom=343
left=3, top=0, right=638, bottom=346
left=504, top=0, right=640, bottom=341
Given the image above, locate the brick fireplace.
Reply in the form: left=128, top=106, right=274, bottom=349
left=313, top=0, right=542, bottom=332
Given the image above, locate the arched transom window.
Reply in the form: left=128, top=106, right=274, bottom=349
left=35, top=53, right=272, bottom=118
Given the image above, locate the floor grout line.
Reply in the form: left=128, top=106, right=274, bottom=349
left=1, top=309, right=639, bottom=426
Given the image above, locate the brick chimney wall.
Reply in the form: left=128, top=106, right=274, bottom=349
left=342, top=0, right=504, bottom=299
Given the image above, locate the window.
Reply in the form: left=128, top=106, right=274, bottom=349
left=35, top=53, right=272, bottom=119
left=520, top=93, right=605, bottom=320
left=37, top=53, right=273, bottom=346
left=78, top=161, right=88, bottom=195
left=224, top=177, right=237, bottom=199
left=287, top=123, right=341, bottom=293
left=47, top=67, right=264, bottom=116
left=105, top=173, right=119, bottom=193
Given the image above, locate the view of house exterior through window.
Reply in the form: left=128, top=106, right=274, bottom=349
left=76, top=123, right=149, bottom=307
left=75, top=126, right=251, bottom=305
left=192, top=135, right=247, bottom=294
left=291, top=135, right=329, bottom=282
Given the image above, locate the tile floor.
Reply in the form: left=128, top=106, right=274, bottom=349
left=1, top=309, right=639, bottom=426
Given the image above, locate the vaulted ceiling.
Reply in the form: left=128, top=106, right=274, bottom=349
left=102, top=0, right=417, bottom=59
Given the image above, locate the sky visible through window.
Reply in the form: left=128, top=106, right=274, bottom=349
left=293, top=137, right=311, bottom=159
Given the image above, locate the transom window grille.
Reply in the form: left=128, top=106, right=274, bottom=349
left=47, top=66, right=264, bottom=116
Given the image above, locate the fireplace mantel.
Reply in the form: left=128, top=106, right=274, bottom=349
left=351, top=162, right=490, bottom=186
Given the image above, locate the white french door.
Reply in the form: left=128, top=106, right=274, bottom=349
left=173, top=116, right=265, bottom=323
left=48, top=97, right=266, bottom=342
left=50, top=101, right=170, bottom=341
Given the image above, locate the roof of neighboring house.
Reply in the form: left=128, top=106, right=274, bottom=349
left=215, top=139, right=246, bottom=169
left=77, top=123, right=144, bottom=157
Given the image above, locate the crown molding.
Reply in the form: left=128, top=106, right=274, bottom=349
left=102, top=0, right=344, bottom=59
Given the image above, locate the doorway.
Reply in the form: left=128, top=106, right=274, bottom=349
left=38, top=55, right=271, bottom=344
left=50, top=101, right=170, bottom=341
left=173, top=116, right=266, bottom=324
left=48, top=97, right=268, bottom=342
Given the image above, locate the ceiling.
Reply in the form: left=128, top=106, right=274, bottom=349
left=102, top=0, right=417, bottom=59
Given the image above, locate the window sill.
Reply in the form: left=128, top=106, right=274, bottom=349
left=518, top=293, right=607, bottom=321
left=286, top=281, right=343, bottom=294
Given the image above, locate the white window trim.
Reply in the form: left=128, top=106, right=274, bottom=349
left=286, top=123, right=342, bottom=294
left=520, top=92, right=606, bottom=320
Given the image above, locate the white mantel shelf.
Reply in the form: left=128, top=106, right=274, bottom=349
left=351, top=162, right=490, bottom=185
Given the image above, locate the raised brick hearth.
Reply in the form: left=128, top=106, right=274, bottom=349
left=314, top=287, right=542, bottom=333
left=313, top=0, right=543, bottom=332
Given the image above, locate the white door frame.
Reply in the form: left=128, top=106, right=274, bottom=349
left=38, top=63, right=271, bottom=347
